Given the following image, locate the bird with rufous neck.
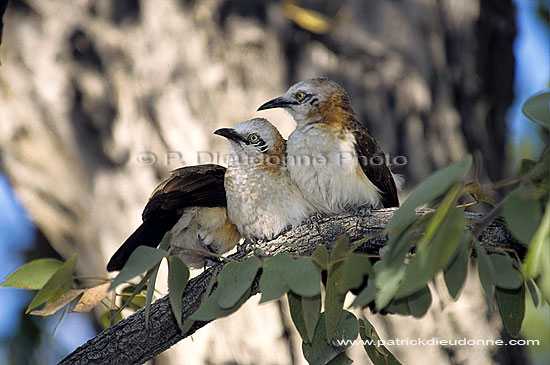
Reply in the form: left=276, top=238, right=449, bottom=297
left=214, top=117, right=315, bottom=241
left=258, top=77, right=400, bottom=215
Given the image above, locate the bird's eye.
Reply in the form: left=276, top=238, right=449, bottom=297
left=248, top=133, right=260, bottom=143
left=295, top=91, right=306, bottom=100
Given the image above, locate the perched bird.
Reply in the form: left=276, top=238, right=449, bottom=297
left=107, top=164, right=241, bottom=271
left=258, top=78, right=399, bottom=214
left=214, top=118, right=315, bottom=240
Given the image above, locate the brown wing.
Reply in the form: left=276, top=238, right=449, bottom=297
left=350, top=119, right=399, bottom=208
left=143, top=164, right=227, bottom=219
left=107, top=164, right=227, bottom=271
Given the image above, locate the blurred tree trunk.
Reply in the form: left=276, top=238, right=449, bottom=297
left=280, top=0, right=515, bottom=185
left=0, top=0, right=517, bottom=364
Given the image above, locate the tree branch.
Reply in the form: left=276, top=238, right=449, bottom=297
left=60, top=207, right=523, bottom=364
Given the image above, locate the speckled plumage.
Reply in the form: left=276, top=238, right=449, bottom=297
left=217, top=118, right=315, bottom=240
left=258, top=78, right=399, bottom=214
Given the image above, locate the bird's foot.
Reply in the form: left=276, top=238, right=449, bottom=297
left=237, top=238, right=259, bottom=255
left=305, top=212, right=326, bottom=225
left=355, top=204, right=373, bottom=217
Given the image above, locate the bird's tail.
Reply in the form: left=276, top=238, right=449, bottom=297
left=106, top=216, right=177, bottom=272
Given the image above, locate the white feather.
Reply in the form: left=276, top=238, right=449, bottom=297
left=287, top=125, right=382, bottom=214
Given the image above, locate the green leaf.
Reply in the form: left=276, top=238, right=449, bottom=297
left=181, top=319, right=195, bottom=335
left=526, top=278, right=540, bottom=308
left=302, top=294, right=322, bottom=343
left=158, top=232, right=172, bottom=250
left=311, top=245, right=329, bottom=274
left=374, top=264, right=406, bottom=310
left=416, top=184, right=463, bottom=254
left=301, top=313, right=337, bottom=364
left=395, top=186, right=465, bottom=298
left=521, top=91, right=550, bottom=129
left=119, top=285, right=146, bottom=311
left=168, top=256, right=190, bottom=329
left=407, top=286, right=432, bottom=318
left=288, top=291, right=311, bottom=343
left=350, top=277, right=378, bottom=308
left=100, top=310, right=123, bottom=329
left=489, top=254, right=523, bottom=290
left=383, top=229, right=416, bottom=267
left=476, top=242, right=496, bottom=308
left=302, top=311, right=358, bottom=365
left=387, top=155, right=472, bottom=233
left=496, top=284, right=526, bottom=338
left=385, top=297, right=410, bottom=315
left=52, top=305, right=69, bottom=336
left=49, top=272, right=74, bottom=306
left=523, top=202, right=550, bottom=304
left=327, top=352, right=353, bottom=365
left=259, top=253, right=292, bottom=303
left=283, top=257, right=321, bottom=297
left=444, top=235, right=470, bottom=299
left=217, top=257, right=260, bottom=309
left=117, top=268, right=156, bottom=317
left=26, top=254, right=78, bottom=313
left=1, top=258, right=63, bottom=289
left=373, top=229, right=420, bottom=309
left=503, top=184, right=542, bottom=245
left=325, top=236, right=351, bottom=342
left=190, top=286, right=251, bottom=321
left=359, top=317, right=402, bottom=365
left=340, top=253, right=372, bottom=295
left=145, top=262, right=160, bottom=329
left=325, top=274, right=346, bottom=343
left=330, top=235, right=351, bottom=260
left=111, top=246, right=168, bottom=289
left=331, top=310, right=359, bottom=346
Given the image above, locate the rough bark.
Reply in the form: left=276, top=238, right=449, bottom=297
left=60, top=207, right=522, bottom=365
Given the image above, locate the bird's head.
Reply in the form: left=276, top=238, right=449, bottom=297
left=257, top=78, right=353, bottom=125
left=214, top=118, right=286, bottom=166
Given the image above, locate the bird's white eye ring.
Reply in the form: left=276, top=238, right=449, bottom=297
left=295, top=91, right=306, bottom=100
left=248, top=133, right=260, bottom=143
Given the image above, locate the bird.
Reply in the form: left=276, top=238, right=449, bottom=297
left=214, top=117, right=315, bottom=240
left=257, top=77, right=399, bottom=214
left=106, top=164, right=241, bottom=271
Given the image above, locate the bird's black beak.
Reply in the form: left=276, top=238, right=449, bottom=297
left=257, top=96, right=293, bottom=111
left=214, top=128, right=248, bottom=144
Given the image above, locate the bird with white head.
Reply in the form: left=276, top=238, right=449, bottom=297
left=215, top=117, right=315, bottom=240
left=258, top=78, right=400, bottom=214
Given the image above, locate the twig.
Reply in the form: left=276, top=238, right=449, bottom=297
left=471, top=201, right=503, bottom=239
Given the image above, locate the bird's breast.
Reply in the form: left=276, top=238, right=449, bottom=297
left=224, top=164, right=313, bottom=240
left=287, top=127, right=382, bottom=214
